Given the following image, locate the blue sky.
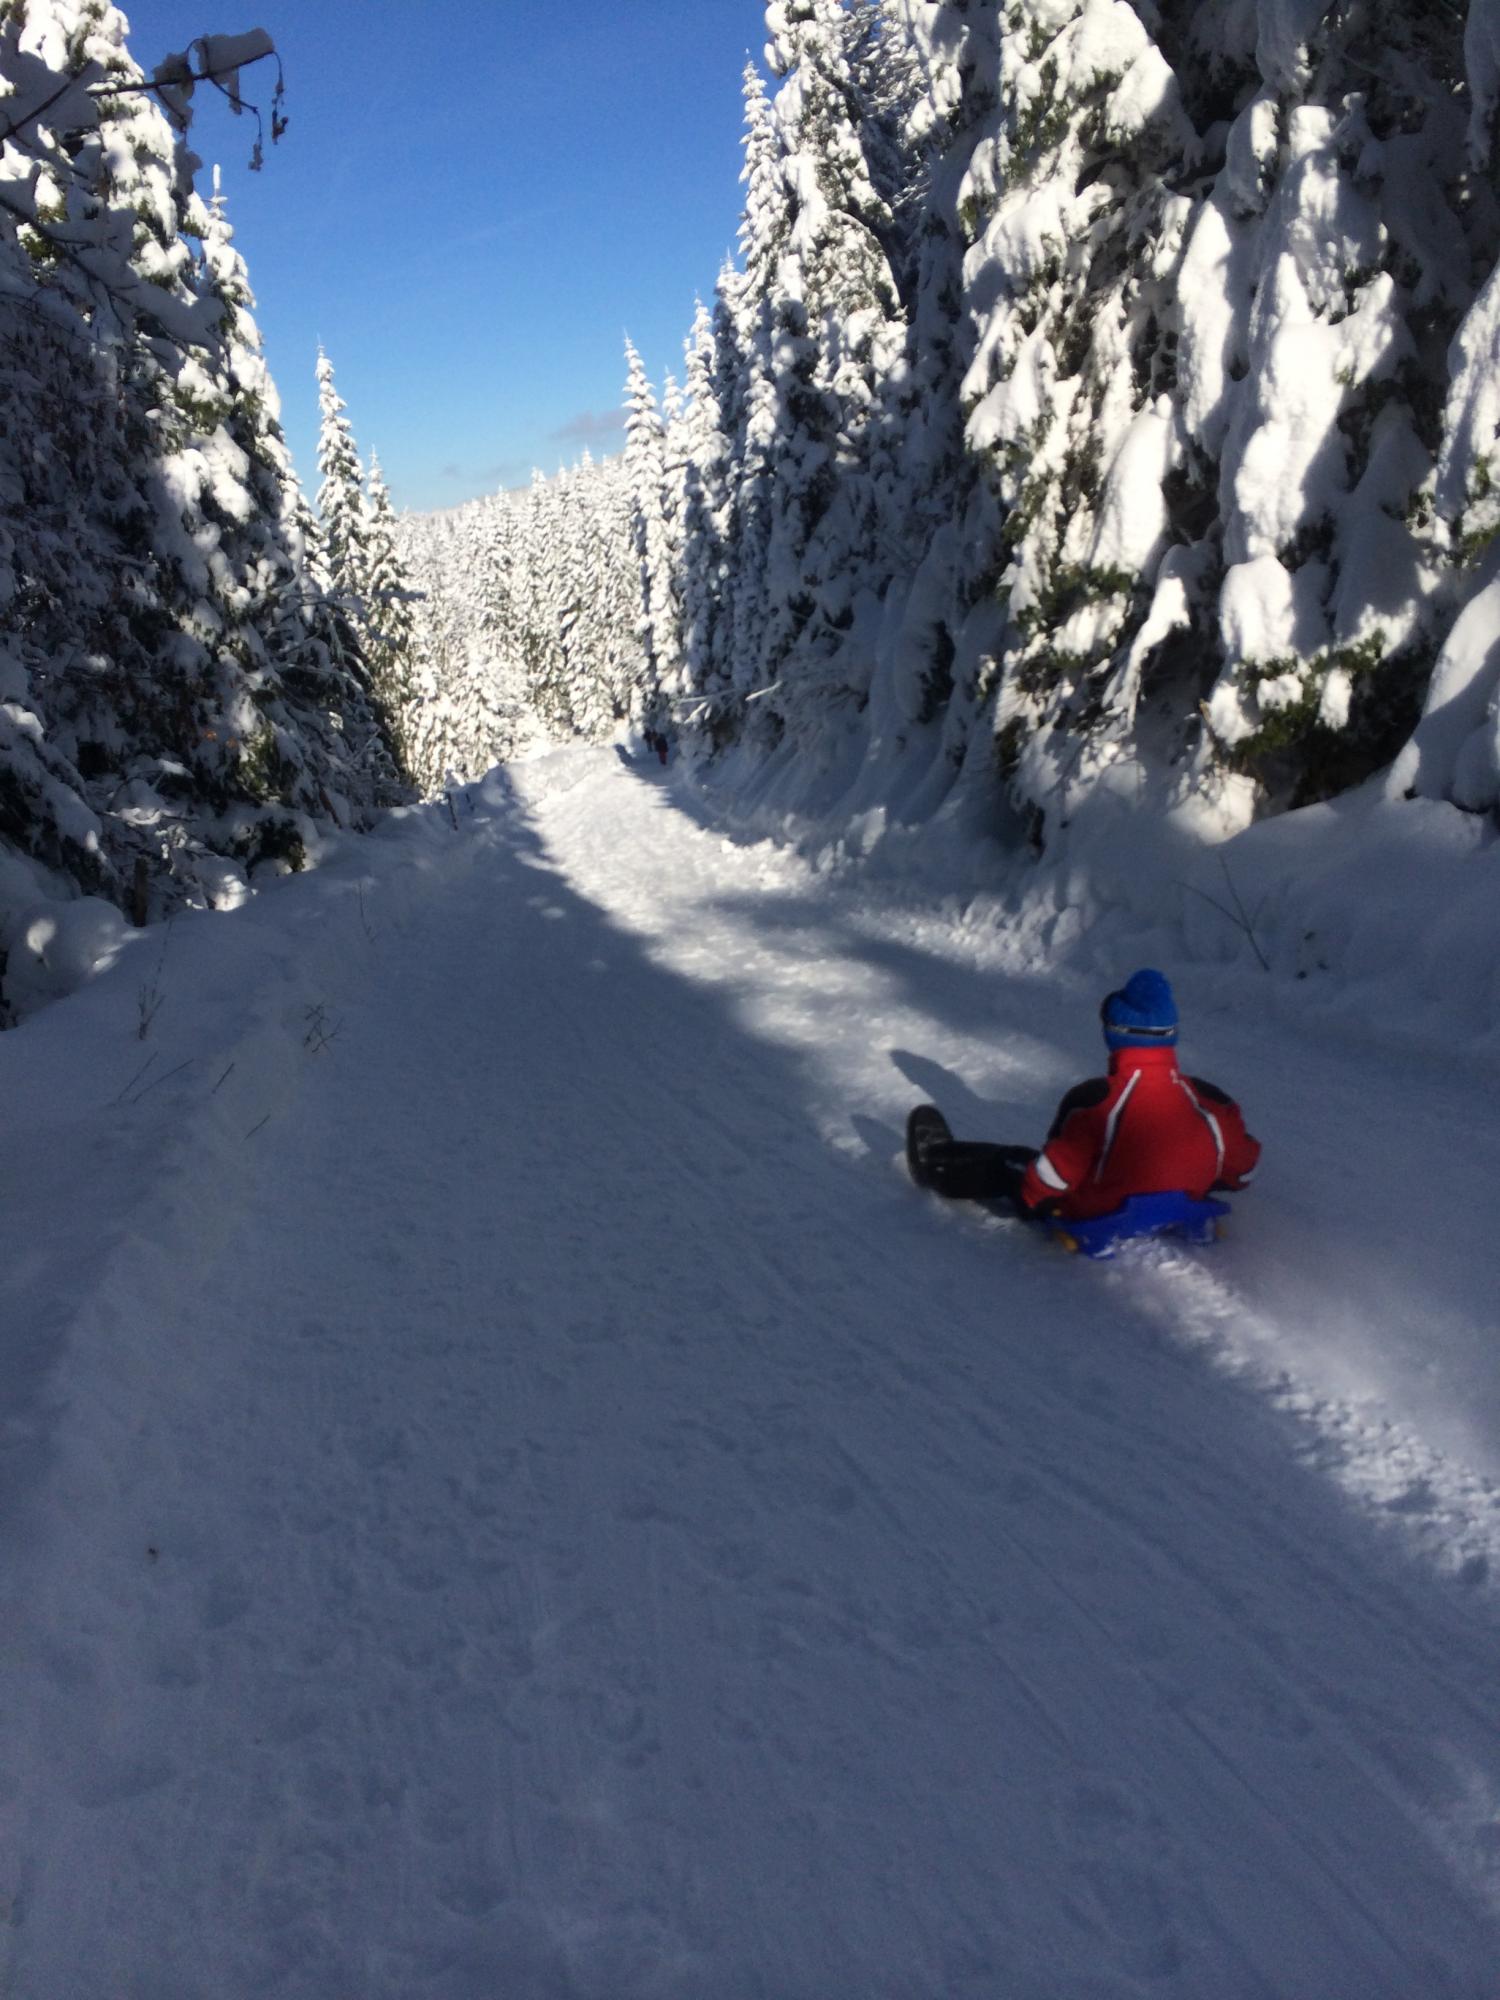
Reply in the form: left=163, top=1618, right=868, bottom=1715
left=119, top=1, right=761, bottom=513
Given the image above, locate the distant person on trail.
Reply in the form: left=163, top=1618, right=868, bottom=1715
left=907, top=969, right=1260, bottom=1222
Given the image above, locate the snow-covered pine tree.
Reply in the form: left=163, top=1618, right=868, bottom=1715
left=930, top=0, right=1500, bottom=836
left=677, top=300, right=730, bottom=727
left=184, top=172, right=400, bottom=847
left=950, top=1, right=1199, bottom=833
left=517, top=467, right=577, bottom=736
left=590, top=452, right=650, bottom=731
left=398, top=505, right=467, bottom=792
left=735, top=3, right=910, bottom=750
left=845, top=0, right=929, bottom=302
left=546, top=462, right=587, bottom=732
left=1146, top=0, right=1481, bottom=820
left=622, top=339, right=681, bottom=730
left=717, top=64, right=788, bottom=733
left=416, top=499, right=495, bottom=784
left=394, top=449, right=648, bottom=779
left=0, top=0, right=397, bottom=982
left=384, top=0, right=1500, bottom=847
left=457, top=498, right=520, bottom=770
left=657, top=370, right=690, bottom=717
left=362, top=451, right=419, bottom=780
left=693, top=268, right=748, bottom=730
left=0, top=0, right=139, bottom=908
left=305, top=347, right=412, bottom=797
left=315, top=348, right=370, bottom=611
left=856, top=0, right=1006, bottom=782
left=0, top=0, right=226, bottom=909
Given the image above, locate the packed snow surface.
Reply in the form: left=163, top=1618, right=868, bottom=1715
left=2, top=748, right=1498, bottom=1998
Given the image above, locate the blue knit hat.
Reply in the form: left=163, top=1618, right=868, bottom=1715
left=1102, top=968, right=1178, bottom=1049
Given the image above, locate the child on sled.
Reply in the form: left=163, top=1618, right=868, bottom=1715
left=907, top=969, right=1260, bottom=1225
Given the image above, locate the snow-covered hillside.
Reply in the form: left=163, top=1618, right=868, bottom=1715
left=2, top=747, right=1497, bottom=1998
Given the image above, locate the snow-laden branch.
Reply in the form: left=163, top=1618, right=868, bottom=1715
left=0, top=29, right=286, bottom=350
left=0, top=53, right=107, bottom=151
left=0, top=30, right=285, bottom=172
left=149, top=31, right=287, bottom=170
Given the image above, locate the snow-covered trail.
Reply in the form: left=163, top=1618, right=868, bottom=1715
left=2, top=754, right=1498, bottom=1998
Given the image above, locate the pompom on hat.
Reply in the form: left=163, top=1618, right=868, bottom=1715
left=1101, top=968, right=1179, bottom=1050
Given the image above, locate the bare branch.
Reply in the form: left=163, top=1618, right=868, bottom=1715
left=1179, top=857, right=1272, bottom=973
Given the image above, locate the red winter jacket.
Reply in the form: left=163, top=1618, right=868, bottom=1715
left=1019, top=1045, right=1260, bottom=1221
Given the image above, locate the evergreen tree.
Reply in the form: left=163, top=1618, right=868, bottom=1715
left=315, top=348, right=369, bottom=609
left=375, top=0, right=1500, bottom=840
left=622, top=339, right=680, bottom=727
left=363, top=451, right=419, bottom=780
left=0, top=1, right=397, bottom=988
left=1177, top=0, right=1482, bottom=813
left=678, top=300, right=730, bottom=720
left=869, top=0, right=1005, bottom=777
left=721, top=64, right=788, bottom=727
left=517, top=468, right=574, bottom=736
left=742, top=4, right=909, bottom=746
left=699, top=263, right=750, bottom=721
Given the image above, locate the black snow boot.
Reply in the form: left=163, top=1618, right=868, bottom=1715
left=906, top=1104, right=952, bottom=1189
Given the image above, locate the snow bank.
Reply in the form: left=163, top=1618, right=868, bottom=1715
left=669, top=733, right=1500, bottom=1074
left=2, top=896, right=129, bottom=1016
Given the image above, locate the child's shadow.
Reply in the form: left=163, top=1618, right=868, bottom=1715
left=851, top=1050, right=1026, bottom=1171
left=889, top=1048, right=1018, bottom=1136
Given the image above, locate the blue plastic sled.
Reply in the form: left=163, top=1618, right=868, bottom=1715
left=1039, top=1190, right=1231, bottom=1260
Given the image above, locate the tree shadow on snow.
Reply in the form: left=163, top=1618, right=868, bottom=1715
left=686, top=881, right=1079, bottom=1093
